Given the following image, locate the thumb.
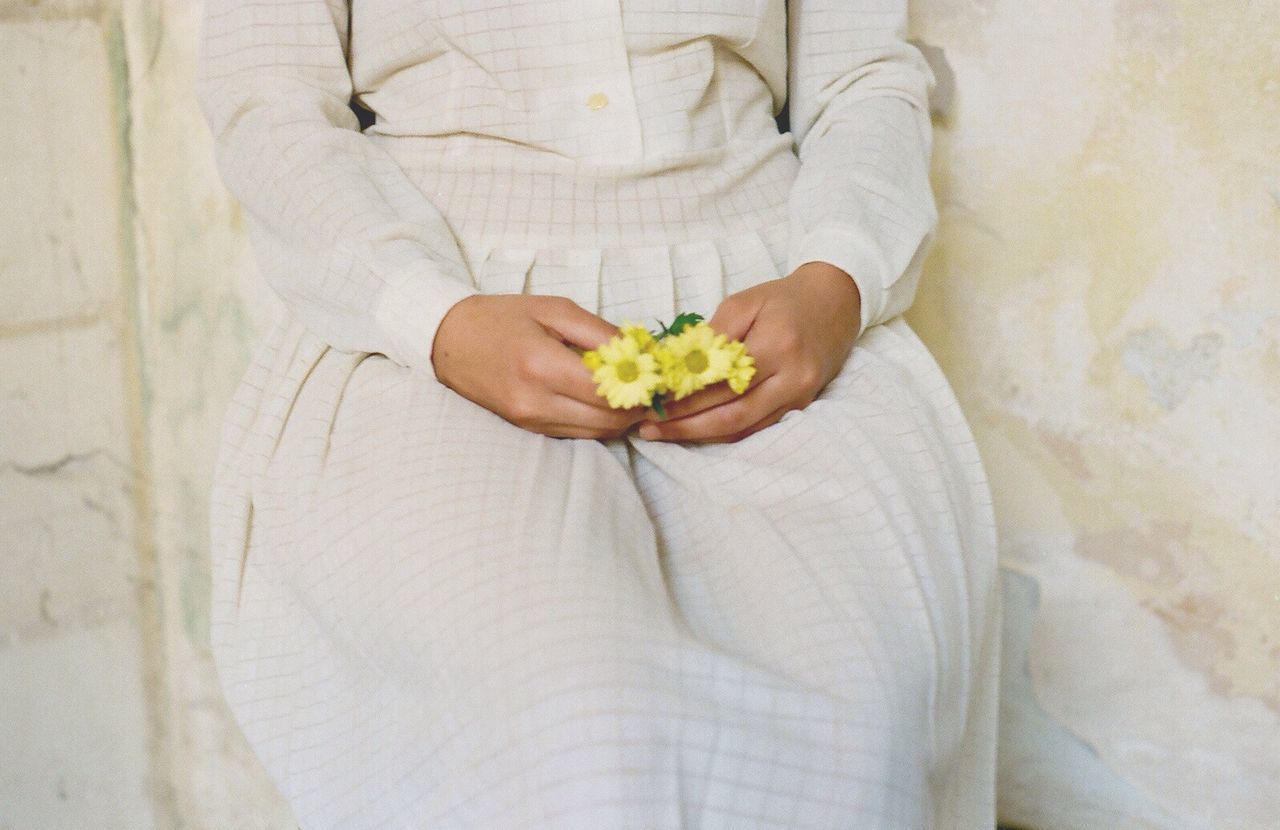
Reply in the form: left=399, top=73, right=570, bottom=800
left=534, top=297, right=621, bottom=351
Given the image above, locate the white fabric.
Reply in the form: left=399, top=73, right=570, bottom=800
left=196, top=0, right=1002, bottom=827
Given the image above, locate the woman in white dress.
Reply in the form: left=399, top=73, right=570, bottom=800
left=195, top=0, right=1001, bottom=827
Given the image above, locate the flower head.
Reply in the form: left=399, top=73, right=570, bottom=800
left=658, top=321, right=738, bottom=401
left=581, top=322, right=666, bottom=409
left=618, top=322, right=658, bottom=351
left=724, top=339, right=757, bottom=394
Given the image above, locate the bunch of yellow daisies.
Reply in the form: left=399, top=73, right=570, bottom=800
left=581, top=312, right=756, bottom=417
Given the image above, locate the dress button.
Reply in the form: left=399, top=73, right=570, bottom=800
left=585, top=91, right=609, bottom=110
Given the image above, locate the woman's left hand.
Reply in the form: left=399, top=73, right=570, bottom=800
left=635, top=261, right=862, bottom=444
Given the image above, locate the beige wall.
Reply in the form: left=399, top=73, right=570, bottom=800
left=1, top=0, right=1274, bottom=827
left=909, top=2, right=1279, bottom=827
left=1, top=0, right=290, bottom=825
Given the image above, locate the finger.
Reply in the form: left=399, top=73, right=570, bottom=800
left=655, top=350, right=783, bottom=425
left=530, top=338, right=621, bottom=408
left=528, top=423, right=618, bottom=440
left=637, top=375, right=783, bottom=442
left=516, top=408, right=642, bottom=440
left=642, top=327, right=778, bottom=424
left=694, top=403, right=795, bottom=445
left=648, top=343, right=779, bottom=424
left=734, top=318, right=789, bottom=377
left=547, top=392, right=650, bottom=434
left=644, top=381, right=741, bottom=422
left=706, top=291, right=762, bottom=343
left=532, top=296, right=621, bottom=352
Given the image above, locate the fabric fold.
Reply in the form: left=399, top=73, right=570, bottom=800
left=475, top=245, right=538, bottom=296
left=471, top=219, right=792, bottom=332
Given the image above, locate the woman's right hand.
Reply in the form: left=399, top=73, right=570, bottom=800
left=431, top=294, right=651, bottom=440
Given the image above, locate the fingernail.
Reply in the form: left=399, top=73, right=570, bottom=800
left=639, top=424, right=659, bottom=439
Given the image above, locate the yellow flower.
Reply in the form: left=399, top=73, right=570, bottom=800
left=581, top=322, right=666, bottom=409
left=724, top=340, right=757, bottom=394
left=618, top=322, right=656, bottom=350
left=658, top=321, right=738, bottom=401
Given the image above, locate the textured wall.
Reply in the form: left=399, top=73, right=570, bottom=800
left=1, top=6, right=162, bottom=826
left=1, top=0, right=1274, bottom=827
left=0, top=0, right=291, bottom=825
left=910, top=1, right=1279, bottom=828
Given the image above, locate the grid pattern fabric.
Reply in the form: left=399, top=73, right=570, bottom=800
left=196, top=0, right=1001, bottom=827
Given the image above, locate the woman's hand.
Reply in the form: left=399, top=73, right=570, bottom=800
left=432, top=294, right=652, bottom=440
left=636, top=261, right=862, bottom=444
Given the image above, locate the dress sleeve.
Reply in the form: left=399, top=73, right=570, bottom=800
left=194, top=0, right=479, bottom=383
left=783, top=0, right=940, bottom=341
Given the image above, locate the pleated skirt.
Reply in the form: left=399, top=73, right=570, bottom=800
left=207, top=212, right=1001, bottom=829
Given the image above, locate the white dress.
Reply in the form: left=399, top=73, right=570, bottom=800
left=195, top=0, right=1002, bottom=827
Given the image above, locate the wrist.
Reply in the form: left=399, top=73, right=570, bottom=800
left=788, top=261, right=861, bottom=328
left=373, top=270, right=480, bottom=384
left=430, top=294, right=488, bottom=386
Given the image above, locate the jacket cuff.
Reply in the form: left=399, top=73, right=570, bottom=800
left=786, top=224, right=891, bottom=342
left=372, top=265, right=479, bottom=384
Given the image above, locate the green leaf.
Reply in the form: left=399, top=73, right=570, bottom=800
left=650, top=394, right=667, bottom=419
left=666, top=311, right=704, bottom=336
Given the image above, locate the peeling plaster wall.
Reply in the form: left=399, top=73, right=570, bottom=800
left=910, top=1, right=1279, bottom=828
left=1, top=0, right=1274, bottom=827
left=1, top=0, right=291, bottom=826
left=1, top=8, right=162, bottom=827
